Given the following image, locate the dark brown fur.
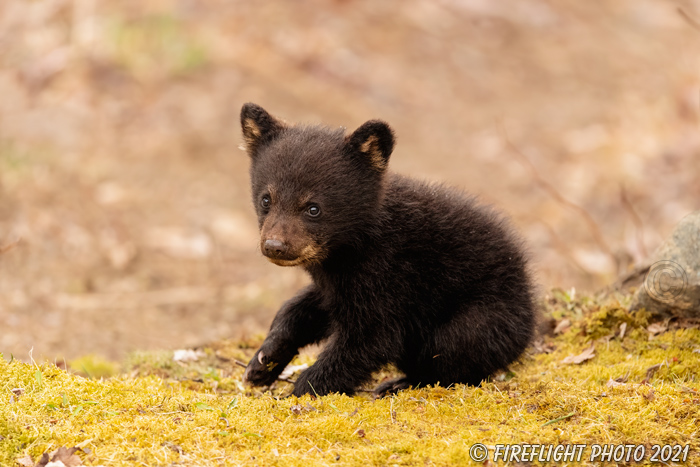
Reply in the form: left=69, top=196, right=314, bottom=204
left=240, top=103, right=537, bottom=397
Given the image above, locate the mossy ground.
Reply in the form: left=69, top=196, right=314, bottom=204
left=2, top=291, right=699, bottom=466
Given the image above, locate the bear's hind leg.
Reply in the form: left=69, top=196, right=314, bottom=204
left=421, top=301, right=534, bottom=387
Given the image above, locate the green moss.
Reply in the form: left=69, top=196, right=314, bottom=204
left=1, top=293, right=699, bottom=466
left=584, top=304, right=651, bottom=340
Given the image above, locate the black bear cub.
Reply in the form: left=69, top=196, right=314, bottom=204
left=241, top=103, right=536, bottom=397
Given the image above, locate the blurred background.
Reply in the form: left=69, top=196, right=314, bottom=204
left=1, top=0, right=699, bottom=361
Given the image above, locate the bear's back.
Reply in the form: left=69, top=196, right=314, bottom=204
left=379, top=173, right=531, bottom=297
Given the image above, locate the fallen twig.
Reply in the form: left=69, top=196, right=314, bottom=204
left=620, top=186, right=648, bottom=258
left=679, top=7, right=700, bottom=31
left=0, top=239, right=20, bottom=255
left=537, top=220, right=591, bottom=274
left=499, top=123, right=618, bottom=273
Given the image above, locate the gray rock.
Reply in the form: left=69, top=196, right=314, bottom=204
left=630, top=211, right=700, bottom=318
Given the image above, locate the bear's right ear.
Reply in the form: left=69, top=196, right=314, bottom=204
left=240, top=103, right=287, bottom=158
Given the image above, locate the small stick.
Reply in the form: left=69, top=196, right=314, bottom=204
left=0, top=239, right=20, bottom=255
left=499, top=123, right=619, bottom=273
left=620, top=186, right=648, bottom=258
left=679, top=7, right=700, bottom=31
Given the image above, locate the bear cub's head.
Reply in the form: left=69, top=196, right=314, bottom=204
left=241, top=103, right=395, bottom=267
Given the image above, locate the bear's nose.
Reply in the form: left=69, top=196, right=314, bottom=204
left=263, top=239, right=289, bottom=258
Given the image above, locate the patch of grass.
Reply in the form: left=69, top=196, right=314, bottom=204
left=1, top=294, right=699, bottom=466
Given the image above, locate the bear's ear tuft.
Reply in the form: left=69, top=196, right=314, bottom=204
left=345, top=120, right=395, bottom=172
left=240, top=103, right=287, bottom=158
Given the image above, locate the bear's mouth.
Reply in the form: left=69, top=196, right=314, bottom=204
left=266, top=257, right=307, bottom=267
left=262, top=244, right=325, bottom=267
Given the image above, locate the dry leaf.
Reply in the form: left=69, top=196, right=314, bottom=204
left=161, top=441, right=183, bottom=454
left=553, top=319, right=571, bottom=335
left=598, top=333, right=615, bottom=343
left=645, top=362, right=665, bottom=381
left=606, top=378, right=627, bottom=388
left=74, top=440, right=93, bottom=450
left=29, top=446, right=110, bottom=467
left=612, top=371, right=629, bottom=383
left=305, top=403, right=318, bottom=412
left=562, top=345, right=596, bottom=364
left=532, top=338, right=555, bottom=354
left=647, top=320, right=669, bottom=336
left=645, top=389, right=655, bottom=401
left=36, top=447, right=82, bottom=467
left=619, top=322, right=627, bottom=339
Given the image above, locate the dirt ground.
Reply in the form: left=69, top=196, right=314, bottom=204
left=1, top=0, right=699, bottom=361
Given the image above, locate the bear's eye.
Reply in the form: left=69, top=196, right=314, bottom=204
left=306, top=204, right=321, bottom=218
left=260, top=195, right=271, bottom=209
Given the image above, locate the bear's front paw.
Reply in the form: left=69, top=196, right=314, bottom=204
left=242, top=349, right=284, bottom=387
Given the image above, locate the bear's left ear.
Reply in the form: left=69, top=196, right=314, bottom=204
left=240, top=103, right=287, bottom=158
left=345, top=120, right=395, bottom=172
